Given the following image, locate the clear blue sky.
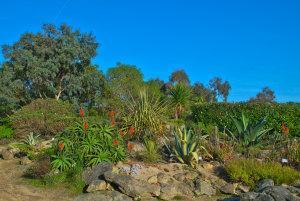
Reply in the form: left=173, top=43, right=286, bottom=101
left=0, top=0, right=299, bottom=102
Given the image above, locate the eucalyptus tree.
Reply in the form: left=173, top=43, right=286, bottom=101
left=1, top=23, right=99, bottom=103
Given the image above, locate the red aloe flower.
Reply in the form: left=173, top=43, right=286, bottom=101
left=113, top=139, right=119, bottom=146
left=84, top=122, right=89, bottom=130
left=127, top=142, right=134, bottom=151
left=119, top=129, right=125, bottom=137
left=129, top=126, right=135, bottom=136
left=79, top=107, right=85, bottom=117
left=281, top=123, right=289, bottom=135
left=58, top=142, right=65, bottom=151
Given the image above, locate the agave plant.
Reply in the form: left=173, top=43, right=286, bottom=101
left=227, top=113, right=272, bottom=147
left=173, top=128, right=199, bottom=167
left=22, top=132, right=40, bottom=147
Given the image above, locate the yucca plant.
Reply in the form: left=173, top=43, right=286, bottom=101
left=227, top=113, right=272, bottom=147
left=170, top=83, right=191, bottom=119
left=173, top=127, right=199, bottom=167
left=125, top=89, right=169, bottom=137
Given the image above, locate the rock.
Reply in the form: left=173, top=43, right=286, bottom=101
left=19, top=157, right=32, bottom=165
left=1, top=149, right=14, bottom=160
left=147, top=175, right=158, bottom=184
left=130, top=163, right=142, bottom=176
left=104, top=171, right=160, bottom=198
left=157, top=172, right=171, bottom=184
left=82, top=163, right=113, bottom=185
left=255, top=179, right=274, bottom=192
left=74, top=190, right=132, bottom=201
left=238, top=184, right=251, bottom=193
left=128, top=141, right=145, bottom=153
left=86, top=180, right=107, bottom=192
left=173, top=173, right=186, bottom=182
left=220, top=183, right=238, bottom=195
left=159, top=182, right=194, bottom=200
left=240, top=185, right=300, bottom=201
left=194, top=178, right=216, bottom=196
left=185, top=171, right=199, bottom=180
left=119, top=164, right=131, bottom=175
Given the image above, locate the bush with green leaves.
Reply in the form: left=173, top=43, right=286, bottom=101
left=227, top=113, right=272, bottom=147
left=10, top=98, right=76, bottom=138
left=0, top=125, right=13, bottom=139
left=191, top=102, right=300, bottom=137
left=225, top=159, right=300, bottom=188
left=51, top=123, right=126, bottom=171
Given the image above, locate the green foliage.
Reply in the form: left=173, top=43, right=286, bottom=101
left=191, top=102, right=300, bottom=137
left=225, top=159, right=300, bottom=188
left=173, top=128, right=199, bottom=167
left=51, top=123, right=126, bottom=171
left=125, top=89, right=169, bottom=137
left=227, top=113, right=272, bottom=147
left=10, top=98, right=76, bottom=138
left=1, top=23, right=98, bottom=103
left=22, top=132, right=40, bottom=146
left=142, top=139, right=161, bottom=162
left=0, top=125, right=13, bottom=139
left=170, top=84, right=191, bottom=119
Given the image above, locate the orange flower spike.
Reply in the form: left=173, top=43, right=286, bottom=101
left=58, top=142, right=65, bottom=151
left=108, top=111, right=115, bottom=118
left=281, top=123, right=289, bottom=135
left=129, top=126, right=135, bottom=136
left=119, top=129, right=125, bottom=137
left=79, top=107, right=85, bottom=117
left=127, top=142, right=134, bottom=151
left=84, top=122, right=89, bottom=130
left=113, top=139, right=119, bottom=146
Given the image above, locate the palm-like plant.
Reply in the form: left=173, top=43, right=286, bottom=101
left=227, top=113, right=272, bottom=147
left=22, top=132, right=40, bottom=147
left=173, top=128, right=199, bottom=167
left=170, top=84, right=191, bottom=119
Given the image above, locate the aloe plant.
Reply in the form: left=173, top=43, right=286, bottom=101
left=173, top=128, right=199, bottom=167
left=227, top=113, right=272, bottom=147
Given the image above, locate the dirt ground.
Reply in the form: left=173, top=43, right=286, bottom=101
left=0, top=159, right=74, bottom=201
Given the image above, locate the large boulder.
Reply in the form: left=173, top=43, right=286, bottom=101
left=104, top=171, right=160, bottom=198
left=82, top=163, right=113, bottom=185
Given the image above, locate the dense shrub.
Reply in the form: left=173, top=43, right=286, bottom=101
left=191, top=102, right=300, bottom=137
left=10, top=99, right=76, bottom=138
left=0, top=125, right=13, bottom=139
left=51, top=122, right=126, bottom=171
left=225, top=159, right=300, bottom=188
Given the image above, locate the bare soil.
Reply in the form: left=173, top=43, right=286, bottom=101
left=0, top=159, right=74, bottom=201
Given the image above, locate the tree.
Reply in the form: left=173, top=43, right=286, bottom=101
left=1, top=23, right=98, bottom=101
left=169, top=69, right=190, bottom=86
left=146, top=78, right=164, bottom=97
left=209, top=77, right=231, bottom=102
left=249, top=87, right=275, bottom=103
left=106, top=63, right=144, bottom=103
left=192, top=82, right=216, bottom=103
left=170, top=83, right=191, bottom=119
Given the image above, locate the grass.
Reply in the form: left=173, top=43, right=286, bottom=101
left=225, top=159, right=300, bottom=188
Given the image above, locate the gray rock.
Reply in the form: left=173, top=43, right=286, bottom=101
left=74, top=191, right=132, bottom=201
left=194, top=178, right=216, bottom=196
left=173, top=173, right=186, bottom=182
left=240, top=185, right=300, bottom=201
left=1, top=149, right=14, bottom=160
left=104, top=171, right=160, bottom=198
left=220, top=183, right=238, bottom=195
left=86, top=180, right=107, bottom=192
left=157, top=172, right=171, bottom=184
left=82, top=163, right=113, bottom=185
left=159, top=182, right=193, bottom=200
left=255, top=179, right=274, bottom=192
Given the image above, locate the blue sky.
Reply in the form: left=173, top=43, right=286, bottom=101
left=0, top=0, right=299, bottom=102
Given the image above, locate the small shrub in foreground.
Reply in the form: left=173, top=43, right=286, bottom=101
left=142, top=139, right=161, bottom=163
left=0, top=125, right=13, bottom=139
left=225, top=159, right=300, bottom=188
